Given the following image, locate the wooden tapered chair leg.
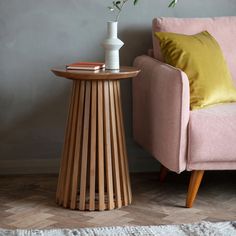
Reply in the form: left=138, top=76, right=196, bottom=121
left=186, top=170, right=204, bottom=208
left=159, top=165, right=169, bottom=182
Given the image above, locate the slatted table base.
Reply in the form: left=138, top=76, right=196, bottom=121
left=56, top=80, right=132, bottom=211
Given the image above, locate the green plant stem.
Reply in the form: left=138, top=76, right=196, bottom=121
left=116, top=0, right=128, bottom=22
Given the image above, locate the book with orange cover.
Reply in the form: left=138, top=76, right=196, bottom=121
left=66, top=62, right=105, bottom=71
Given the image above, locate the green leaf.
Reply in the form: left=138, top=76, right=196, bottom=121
left=113, top=1, right=121, bottom=10
left=168, top=0, right=178, bottom=8
left=133, top=0, right=139, bottom=5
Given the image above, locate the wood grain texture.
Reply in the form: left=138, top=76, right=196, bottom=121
left=51, top=66, right=140, bottom=81
left=186, top=170, right=205, bottom=208
left=70, top=81, right=85, bottom=209
left=103, top=81, right=114, bottom=210
left=56, top=80, right=132, bottom=210
left=63, top=82, right=81, bottom=207
left=89, top=82, right=97, bottom=211
left=116, top=81, right=132, bottom=204
left=56, top=83, right=76, bottom=204
left=97, top=81, right=105, bottom=211
left=109, top=81, right=122, bottom=208
left=1, top=172, right=236, bottom=229
left=114, top=81, right=128, bottom=206
left=79, top=81, right=91, bottom=210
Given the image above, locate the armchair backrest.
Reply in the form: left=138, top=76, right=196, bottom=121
left=152, top=17, right=236, bottom=83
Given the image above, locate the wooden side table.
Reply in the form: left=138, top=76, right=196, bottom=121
left=51, top=67, right=140, bottom=211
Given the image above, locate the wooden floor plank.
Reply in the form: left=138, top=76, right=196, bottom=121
left=0, top=172, right=236, bottom=228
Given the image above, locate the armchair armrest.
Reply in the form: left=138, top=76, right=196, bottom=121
left=133, top=55, right=190, bottom=173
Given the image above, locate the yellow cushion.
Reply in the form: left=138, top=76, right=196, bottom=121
left=155, top=31, right=236, bottom=110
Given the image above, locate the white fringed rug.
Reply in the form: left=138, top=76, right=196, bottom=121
left=1, top=221, right=236, bottom=236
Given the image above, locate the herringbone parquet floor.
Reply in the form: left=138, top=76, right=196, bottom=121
left=0, top=172, right=235, bottom=229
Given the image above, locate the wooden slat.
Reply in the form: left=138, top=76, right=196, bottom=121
left=103, top=81, right=114, bottom=210
left=109, top=81, right=122, bottom=208
left=63, top=81, right=81, bottom=208
left=116, top=81, right=132, bottom=203
left=98, top=81, right=105, bottom=211
left=79, top=81, right=91, bottom=210
left=56, top=78, right=133, bottom=210
left=113, top=81, right=128, bottom=206
left=70, top=81, right=85, bottom=209
left=56, top=82, right=76, bottom=204
left=89, top=81, right=97, bottom=211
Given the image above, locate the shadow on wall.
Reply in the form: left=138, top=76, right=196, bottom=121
left=0, top=81, right=71, bottom=163
left=120, top=27, right=153, bottom=65
left=118, top=27, right=160, bottom=172
left=118, top=27, right=153, bottom=136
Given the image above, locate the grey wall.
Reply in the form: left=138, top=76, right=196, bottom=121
left=1, top=0, right=236, bottom=174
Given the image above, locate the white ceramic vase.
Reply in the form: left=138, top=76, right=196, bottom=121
left=102, top=21, right=124, bottom=70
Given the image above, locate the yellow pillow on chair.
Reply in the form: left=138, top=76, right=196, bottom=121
left=155, top=31, right=236, bottom=110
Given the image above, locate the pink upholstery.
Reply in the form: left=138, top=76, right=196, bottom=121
left=152, top=17, right=236, bottom=84
left=133, top=55, right=189, bottom=173
left=188, top=103, right=236, bottom=171
left=133, top=17, right=236, bottom=173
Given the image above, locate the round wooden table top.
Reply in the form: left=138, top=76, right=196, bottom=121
left=51, top=66, right=140, bottom=81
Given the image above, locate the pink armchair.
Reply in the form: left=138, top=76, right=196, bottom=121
left=133, top=17, right=236, bottom=208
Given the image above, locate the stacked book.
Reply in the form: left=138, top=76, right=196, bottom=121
left=66, top=62, right=105, bottom=71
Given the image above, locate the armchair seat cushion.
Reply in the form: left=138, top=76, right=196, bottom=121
left=188, top=103, right=236, bottom=169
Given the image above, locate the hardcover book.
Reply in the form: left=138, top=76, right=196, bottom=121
left=66, top=62, right=105, bottom=71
